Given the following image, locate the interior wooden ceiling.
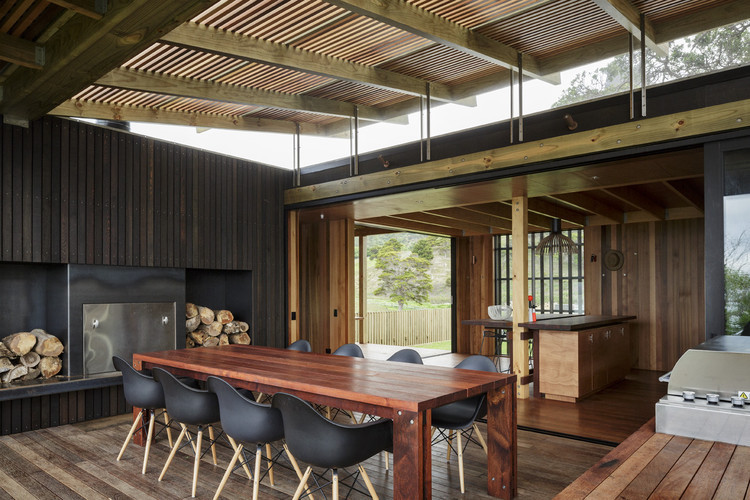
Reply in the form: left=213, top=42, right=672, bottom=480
left=1, top=0, right=748, bottom=136
left=297, top=147, right=706, bottom=237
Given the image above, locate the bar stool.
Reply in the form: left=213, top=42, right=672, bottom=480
left=480, top=328, right=510, bottom=373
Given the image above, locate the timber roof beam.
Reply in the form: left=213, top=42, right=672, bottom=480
left=161, top=23, right=457, bottom=103
left=323, top=0, right=560, bottom=84
left=95, top=67, right=396, bottom=123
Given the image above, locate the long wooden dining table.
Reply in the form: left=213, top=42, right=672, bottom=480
left=132, top=345, right=517, bottom=499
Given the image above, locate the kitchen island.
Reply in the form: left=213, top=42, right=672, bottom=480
left=520, top=315, right=636, bottom=402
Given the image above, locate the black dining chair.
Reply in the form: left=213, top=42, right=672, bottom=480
left=207, top=376, right=312, bottom=500
left=431, top=354, right=497, bottom=494
left=287, top=339, right=312, bottom=352
left=386, top=348, right=423, bottom=364
left=112, top=356, right=174, bottom=475
left=152, top=367, right=222, bottom=498
left=272, top=392, right=393, bottom=500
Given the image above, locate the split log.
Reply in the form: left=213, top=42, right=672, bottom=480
left=186, top=316, right=201, bottom=333
left=31, top=329, right=64, bottom=357
left=0, top=343, right=17, bottom=359
left=188, top=330, right=208, bottom=345
left=215, top=310, right=234, bottom=324
left=238, top=321, right=249, bottom=333
left=203, top=337, right=219, bottom=347
left=3, top=332, right=37, bottom=356
left=185, top=336, right=196, bottom=348
left=186, top=302, right=198, bottom=319
left=228, top=332, right=251, bottom=345
left=20, top=352, right=41, bottom=368
left=218, top=333, right=229, bottom=346
left=0, top=358, right=13, bottom=374
left=198, top=307, right=215, bottom=325
left=223, top=321, right=242, bottom=334
left=22, top=368, right=40, bottom=380
left=198, top=322, right=222, bottom=337
left=2, top=365, right=28, bottom=383
left=39, top=356, right=62, bottom=379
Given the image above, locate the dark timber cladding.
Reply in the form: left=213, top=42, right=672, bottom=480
left=0, top=115, right=292, bottom=348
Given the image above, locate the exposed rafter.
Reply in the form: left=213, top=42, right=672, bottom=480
left=323, top=0, right=559, bottom=84
left=161, top=23, right=457, bottom=103
left=0, top=32, right=43, bottom=69
left=0, top=0, right=220, bottom=124
left=602, top=186, right=665, bottom=220
left=357, top=216, right=462, bottom=237
left=551, top=193, right=624, bottom=224
left=591, top=0, right=667, bottom=56
left=426, top=207, right=512, bottom=232
left=47, top=0, right=105, bottom=20
left=393, top=211, right=492, bottom=234
left=663, top=179, right=705, bottom=214
left=50, top=99, right=326, bottom=135
left=95, top=68, right=400, bottom=123
left=526, top=199, right=587, bottom=227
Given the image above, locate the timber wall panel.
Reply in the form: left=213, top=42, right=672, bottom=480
left=0, top=115, right=291, bottom=348
left=594, top=218, right=705, bottom=371
left=455, top=235, right=494, bottom=355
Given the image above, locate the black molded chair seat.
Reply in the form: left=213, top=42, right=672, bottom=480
left=287, top=339, right=312, bottom=352
left=386, top=348, right=423, bottom=364
left=112, top=355, right=174, bottom=475
left=332, top=343, right=364, bottom=358
left=273, top=392, right=392, bottom=500
left=431, top=354, right=497, bottom=494
left=153, top=367, right=222, bottom=498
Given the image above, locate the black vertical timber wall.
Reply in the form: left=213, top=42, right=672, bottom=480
left=0, top=115, right=291, bottom=432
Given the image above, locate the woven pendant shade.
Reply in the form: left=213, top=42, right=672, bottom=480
left=535, top=218, right=578, bottom=255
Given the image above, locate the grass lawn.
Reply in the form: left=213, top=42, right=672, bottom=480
left=413, top=340, right=451, bottom=350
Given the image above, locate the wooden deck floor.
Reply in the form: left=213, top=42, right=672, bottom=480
left=0, top=413, right=611, bottom=499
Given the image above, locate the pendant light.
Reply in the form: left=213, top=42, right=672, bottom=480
left=534, top=218, right=578, bottom=255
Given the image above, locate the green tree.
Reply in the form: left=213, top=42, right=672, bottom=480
left=373, top=237, right=432, bottom=310
left=554, top=21, right=750, bottom=107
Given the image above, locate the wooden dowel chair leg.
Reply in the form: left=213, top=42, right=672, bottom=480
left=457, top=430, right=465, bottom=494
left=332, top=469, right=339, bottom=500
left=117, top=410, right=143, bottom=461
left=384, top=451, right=389, bottom=470
left=227, top=435, right=253, bottom=481
left=292, top=466, right=312, bottom=500
left=359, top=465, right=379, bottom=500
left=214, top=443, right=243, bottom=500
left=447, top=430, right=454, bottom=461
left=142, top=410, right=156, bottom=474
left=473, top=423, right=488, bottom=455
left=209, top=425, right=218, bottom=465
left=265, top=443, right=274, bottom=485
left=163, top=410, right=173, bottom=448
left=192, top=427, right=203, bottom=497
left=253, top=444, right=263, bottom=500
left=284, top=444, right=315, bottom=500
left=159, top=424, right=187, bottom=481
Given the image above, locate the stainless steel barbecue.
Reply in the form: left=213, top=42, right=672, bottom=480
left=655, top=335, right=750, bottom=445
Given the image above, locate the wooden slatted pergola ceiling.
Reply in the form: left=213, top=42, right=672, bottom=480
left=1, top=0, right=748, bottom=134
left=0, top=0, right=746, bottom=234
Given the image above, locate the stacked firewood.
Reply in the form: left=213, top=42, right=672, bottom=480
left=0, top=329, right=64, bottom=383
left=185, top=303, right=251, bottom=348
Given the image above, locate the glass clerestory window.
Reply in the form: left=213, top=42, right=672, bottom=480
left=494, top=231, right=584, bottom=315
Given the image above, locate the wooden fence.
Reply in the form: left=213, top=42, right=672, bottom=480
left=358, top=309, right=451, bottom=346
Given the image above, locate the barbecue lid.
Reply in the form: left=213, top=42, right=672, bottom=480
left=667, top=335, right=750, bottom=401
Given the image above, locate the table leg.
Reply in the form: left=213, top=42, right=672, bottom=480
left=393, top=409, right=431, bottom=499
left=486, top=383, right=517, bottom=499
